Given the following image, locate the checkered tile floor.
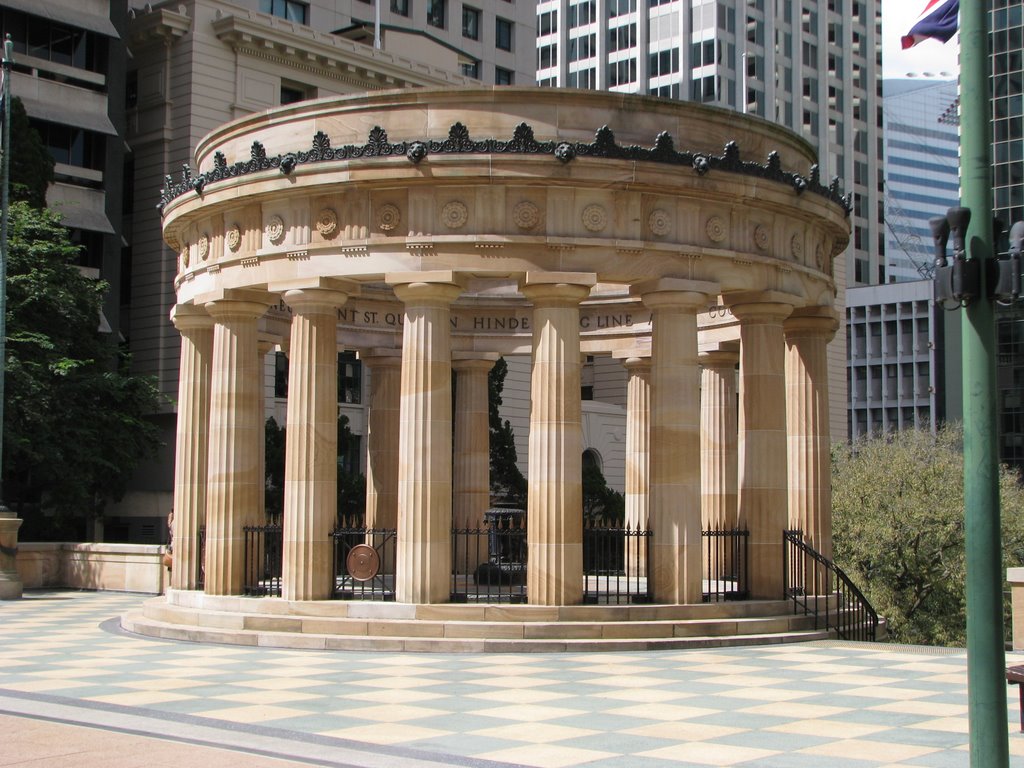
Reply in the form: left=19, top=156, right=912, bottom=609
left=1, top=590, right=1023, bottom=767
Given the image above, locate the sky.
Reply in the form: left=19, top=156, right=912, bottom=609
left=882, top=1, right=960, bottom=80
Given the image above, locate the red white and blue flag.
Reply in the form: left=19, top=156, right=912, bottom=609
left=901, top=0, right=960, bottom=50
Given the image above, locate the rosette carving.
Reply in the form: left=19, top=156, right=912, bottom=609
left=648, top=209, right=670, bottom=237
left=706, top=216, right=726, bottom=243
left=316, top=208, right=338, bottom=238
left=512, top=201, right=540, bottom=230
left=377, top=203, right=401, bottom=232
left=441, top=201, right=469, bottom=230
left=266, top=215, right=285, bottom=245
left=582, top=204, right=607, bottom=233
left=226, top=224, right=241, bottom=252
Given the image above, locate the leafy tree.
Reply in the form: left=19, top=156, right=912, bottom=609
left=488, top=357, right=526, bottom=506
left=832, top=424, right=1024, bottom=646
left=582, top=459, right=625, bottom=523
left=9, top=96, right=55, bottom=209
left=5, top=203, right=162, bottom=538
left=264, top=417, right=286, bottom=517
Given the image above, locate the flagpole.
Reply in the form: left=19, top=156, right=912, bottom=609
left=957, top=0, right=1009, bottom=764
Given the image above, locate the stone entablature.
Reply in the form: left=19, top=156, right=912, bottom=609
left=162, top=88, right=848, bottom=607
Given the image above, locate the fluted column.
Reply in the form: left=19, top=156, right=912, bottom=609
left=204, top=292, right=271, bottom=595
left=623, top=356, right=651, bottom=576
left=390, top=273, right=463, bottom=604
left=363, top=352, right=401, bottom=530
left=453, top=355, right=496, bottom=574
left=729, top=293, right=795, bottom=600
left=785, top=307, right=838, bottom=560
left=640, top=279, right=716, bottom=605
left=700, top=347, right=739, bottom=531
left=170, top=304, right=214, bottom=591
left=279, top=287, right=348, bottom=601
left=522, top=273, right=595, bottom=606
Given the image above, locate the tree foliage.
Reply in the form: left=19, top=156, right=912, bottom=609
left=488, top=357, right=526, bottom=506
left=832, top=424, right=1024, bottom=646
left=5, top=203, right=162, bottom=537
left=582, top=459, right=625, bottom=523
left=9, top=97, right=55, bottom=209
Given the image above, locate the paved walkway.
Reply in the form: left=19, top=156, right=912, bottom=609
left=1, top=590, right=1022, bottom=768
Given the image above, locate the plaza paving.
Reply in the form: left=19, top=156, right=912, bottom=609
left=1, top=590, right=1023, bottom=767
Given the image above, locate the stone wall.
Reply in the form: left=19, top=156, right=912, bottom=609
left=16, top=543, right=168, bottom=594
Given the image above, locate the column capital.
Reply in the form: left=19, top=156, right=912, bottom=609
left=201, top=288, right=274, bottom=321
left=784, top=306, right=840, bottom=339
left=633, top=278, right=718, bottom=312
left=622, top=355, right=652, bottom=373
left=521, top=272, right=595, bottom=304
left=360, top=349, right=402, bottom=369
left=724, top=291, right=800, bottom=323
left=270, top=277, right=356, bottom=314
left=387, top=270, right=466, bottom=305
left=170, top=303, right=213, bottom=332
left=452, top=352, right=499, bottom=373
left=699, top=344, right=740, bottom=368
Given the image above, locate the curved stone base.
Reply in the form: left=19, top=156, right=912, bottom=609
left=121, top=590, right=832, bottom=652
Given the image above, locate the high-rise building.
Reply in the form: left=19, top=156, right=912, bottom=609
left=1, top=1, right=127, bottom=339
left=991, top=0, right=1024, bottom=471
left=881, top=78, right=958, bottom=284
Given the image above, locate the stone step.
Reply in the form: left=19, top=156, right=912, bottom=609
left=121, top=608, right=834, bottom=653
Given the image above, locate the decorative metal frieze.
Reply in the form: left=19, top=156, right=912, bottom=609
left=158, top=123, right=851, bottom=217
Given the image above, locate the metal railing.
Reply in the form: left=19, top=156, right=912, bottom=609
left=196, top=527, right=206, bottom=590
left=243, top=519, right=283, bottom=597
left=583, top=519, right=652, bottom=604
left=332, top=515, right=397, bottom=600
left=452, top=511, right=527, bottom=603
left=783, top=529, right=879, bottom=642
left=702, top=527, right=749, bottom=602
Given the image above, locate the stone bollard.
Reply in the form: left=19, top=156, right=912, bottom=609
left=1009, top=568, right=1024, bottom=650
left=0, top=508, right=23, bottom=599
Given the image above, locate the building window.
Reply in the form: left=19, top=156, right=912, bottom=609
left=275, top=352, right=288, bottom=398
left=538, top=43, right=557, bottom=69
left=259, top=0, right=309, bottom=23
left=339, top=352, right=362, bottom=404
left=538, top=10, right=557, bottom=35
left=280, top=83, right=307, bottom=104
left=461, top=59, right=480, bottom=78
left=33, top=120, right=105, bottom=170
left=495, top=17, right=513, bottom=50
left=462, top=6, right=481, bottom=39
left=427, top=0, right=446, bottom=28
left=495, top=66, right=513, bottom=85
left=391, top=0, right=410, bottom=16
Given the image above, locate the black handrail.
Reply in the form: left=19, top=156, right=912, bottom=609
left=782, top=529, right=878, bottom=641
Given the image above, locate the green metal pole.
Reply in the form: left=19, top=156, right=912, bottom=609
left=0, top=34, right=11, bottom=496
left=958, top=1, right=1009, bottom=766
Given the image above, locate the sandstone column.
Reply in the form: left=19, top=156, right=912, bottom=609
left=522, top=273, right=595, bottom=606
left=728, top=292, right=796, bottom=600
left=700, top=346, right=739, bottom=531
left=639, top=279, right=717, bottom=605
left=363, top=352, right=401, bottom=530
left=452, top=355, right=497, bottom=574
left=784, top=306, right=838, bottom=560
left=203, top=291, right=271, bottom=596
left=389, top=272, right=463, bottom=604
left=622, top=355, right=651, bottom=576
left=278, top=284, right=349, bottom=601
left=170, top=304, right=214, bottom=591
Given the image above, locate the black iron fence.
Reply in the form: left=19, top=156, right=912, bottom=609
left=451, top=508, right=527, bottom=603
left=583, top=519, right=652, bottom=604
left=702, top=527, right=750, bottom=602
left=196, top=527, right=206, bottom=590
left=783, top=529, right=878, bottom=641
left=332, top=514, right=397, bottom=600
left=243, top=519, right=283, bottom=596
